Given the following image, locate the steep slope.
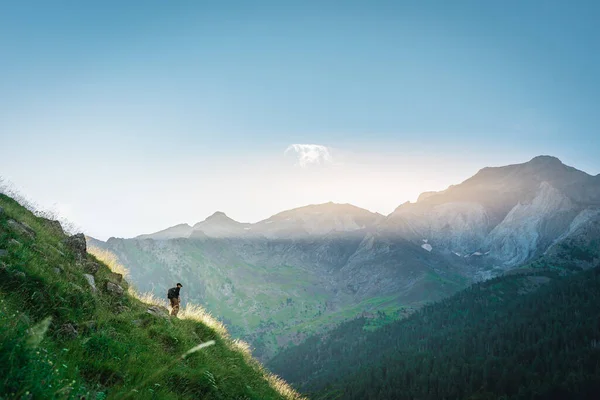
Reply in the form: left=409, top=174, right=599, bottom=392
left=0, top=193, right=300, bottom=400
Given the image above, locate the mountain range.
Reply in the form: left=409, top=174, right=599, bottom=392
left=137, top=202, right=384, bottom=240
left=89, top=155, right=600, bottom=359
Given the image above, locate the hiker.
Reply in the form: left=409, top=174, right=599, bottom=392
left=167, top=283, right=183, bottom=317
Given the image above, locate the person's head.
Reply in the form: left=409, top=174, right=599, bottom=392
left=176, top=283, right=182, bottom=288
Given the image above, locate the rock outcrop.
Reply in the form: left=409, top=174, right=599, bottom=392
left=147, top=305, right=170, bottom=318
left=64, top=233, right=87, bottom=261
left=7, top=219, right=36, bottom=239
left=84, top=261, right=100, bottom=275
left=41, top=218, right=64, bottom=236
left=83, top=274, right=96, bottom=292
left=105, top=281, right=124, bottom=296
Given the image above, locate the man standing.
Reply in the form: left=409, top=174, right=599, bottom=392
left=167, top=283, right=183, bottom=317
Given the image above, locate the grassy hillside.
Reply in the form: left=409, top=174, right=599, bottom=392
left=0, top=193, right=301, bottom=400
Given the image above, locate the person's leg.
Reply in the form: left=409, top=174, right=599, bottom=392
left=173, top=298, right=180, bottom=317
left=170, top=297, right=177, bottom=316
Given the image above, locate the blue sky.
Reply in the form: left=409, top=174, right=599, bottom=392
left=1, top=1, right=599, bottom=239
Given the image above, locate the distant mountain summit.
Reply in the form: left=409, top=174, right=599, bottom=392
left=251, top=202, right=384, bottom=238
left=408, top=155, right=595, bottom=209
left=190, top=211, right=251, bottom=239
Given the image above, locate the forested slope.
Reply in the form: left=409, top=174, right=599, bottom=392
left=270, top=265, right=600, bottom=400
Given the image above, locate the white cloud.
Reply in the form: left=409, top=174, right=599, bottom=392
left=284, top=144, right=334, bottom=168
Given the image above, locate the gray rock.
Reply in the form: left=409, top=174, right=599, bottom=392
left=83, top=274, right=97, bottom=292
left=84, top=261, right=100, bottom=275
left=132, top=319, right=142, bottom=327
left=108, top=272, right=123, bottom=283
left=42, top=218, right=64, bottom=236
left=7, top=219, right=35, bottom=239
left=64, top=233, right=87, bottom=260
left=0, top=249, right=7, bottom=258
left=53, top=267, right=62, bottom=275
left=58, top=323, right=78, bottom=339
left=147, top=305, right=170, bottom=318
left=21, top=222, right=35, bottom=234
left=107, top=272, right=129, bottom=290
left=105, top=281, right=124, bottom=296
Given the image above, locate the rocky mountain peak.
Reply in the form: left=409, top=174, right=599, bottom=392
left=204, top=211, right=233, bottom=221
left=252, top=202, right=383, bottom=238
left=528, top=155, right=564, bottom=166
left=193, top=211, right=243, bottom=229
left=190, top=211, right=249, bottom=238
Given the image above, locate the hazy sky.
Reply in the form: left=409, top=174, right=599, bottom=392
left=1, top=1, right=599, bottom=240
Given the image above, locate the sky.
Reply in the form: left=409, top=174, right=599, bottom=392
left=1, top=1, right=599, bottom=240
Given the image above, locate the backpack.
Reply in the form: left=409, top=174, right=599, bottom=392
left=167, top=287, right=177, bottom=299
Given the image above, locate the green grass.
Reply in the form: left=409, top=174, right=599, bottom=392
left=0, top=193, right=301, bottom=400
left=276, top=271, right=469, bottom=340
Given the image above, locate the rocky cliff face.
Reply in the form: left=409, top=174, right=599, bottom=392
left=483, top=182, right=577, bottom=266
left=380, top=156, right=600, bottom=271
